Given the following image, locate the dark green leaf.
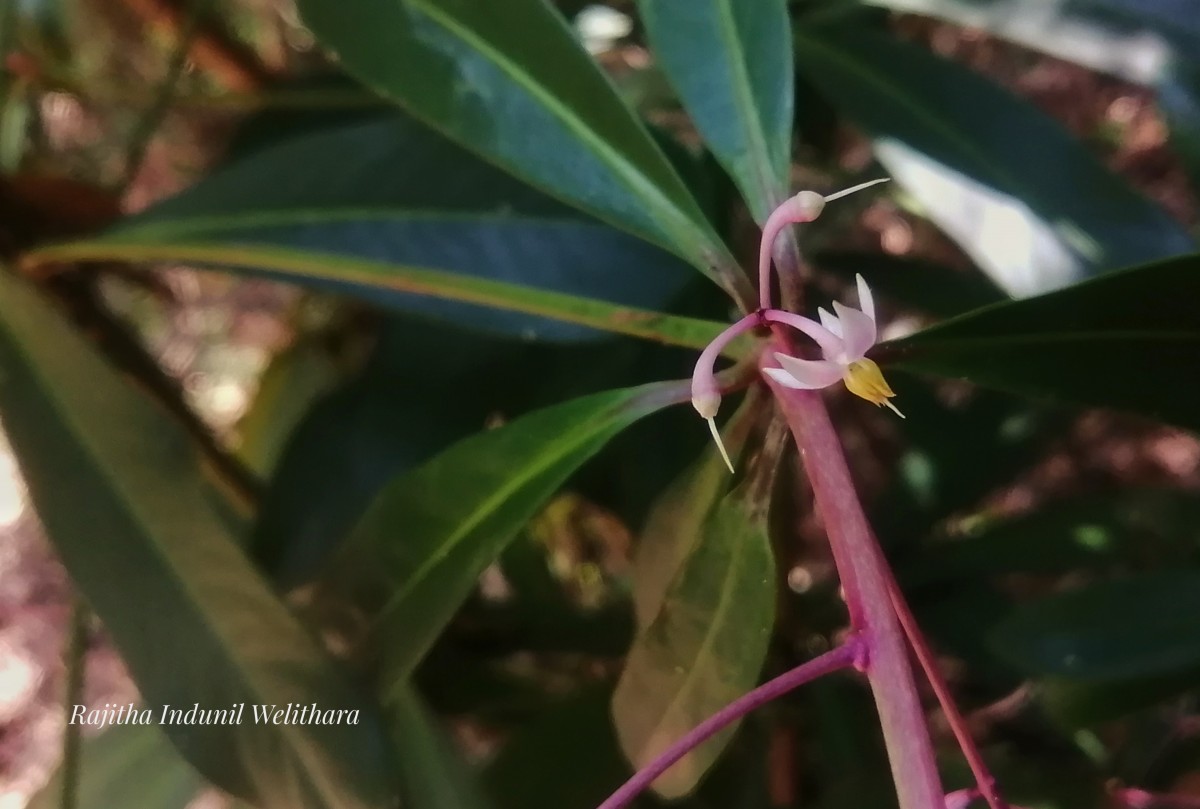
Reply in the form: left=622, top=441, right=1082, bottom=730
left=31, top=241, right=727, bottom=350
left=252, top=318, right=704, bottom=587
left=236, top=336, right=344, bottom=478
left=484, top=688, right=640, bottom=809
left=294, top=0, right=748, bottom=297
left=903, top=488, right=1200, bottom=587
left=638, top=0, right=793, bottom=221
left=333, top=382, right=685, bottom=697
left=612, top=478, right=776, bottom=797
left=883, top=254, right=1200, bottom=432
left=990, top=571, right=1200, bottom=680
left=28, top=724, right=204, bottom=809
left=862, top=0, right=1200, bottom=188
left=390, top=684, right=494, bottom=809
left=814, top=250, right=1006, bottom=318
left=793, top=20, right=1194, bottom=295
left=870, top=381, right=1050, bottom=547
left=1040, top=667, right=1200, bottom=728
left=0, top=272, right=395, bottom=809
left=30, top=112, right=732, bottom=345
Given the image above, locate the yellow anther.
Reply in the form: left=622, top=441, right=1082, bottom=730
left=843, top=359, right=904, bottom=418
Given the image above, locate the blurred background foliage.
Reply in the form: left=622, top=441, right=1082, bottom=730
left=0, top=0, right=1198, bottom=808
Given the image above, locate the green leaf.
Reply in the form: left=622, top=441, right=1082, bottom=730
left=903, top=488, right=1200, bottom=587
left=1039, top=667, right=1200, bottom=728
left=28, top=724, right=204, bottom=809
left=0, top=272, right=396, bottom=809
left=813, top=250, right=1006, bottom=318
left=483, top=688, right=638, bottom=809
left=883, top=253, right=1200, bottom=432
left=793, top=20, right=1194, bottom=296
left=236, top=336, right=344, bottom=478
left=861, top=0, right=1200, bottom=188
left=331, top=382, right=685, bottom=698
left=29, top=241, right=728, bottom=351
left=990, top=570, right=1200, bottom=680
left=612, top=479, right=776, bottom=797
left=638, top=0, right=793, bottom=221
left=869, top=382, right=1051, bottom=547
left=55, top=113, right=713, bottom=343
left=294, top=0, right=747, bottom=296
left=390, top=684, right=494, bottom=809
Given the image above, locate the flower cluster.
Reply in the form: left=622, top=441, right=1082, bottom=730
left=690, top=179, right=900, bottom=470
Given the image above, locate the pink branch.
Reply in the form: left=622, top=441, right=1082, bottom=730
left=596, top=640, right=862, bottom=809
left=885, top=571, right=1008, bottom=809
left=768, top=373, right=944, bottom=809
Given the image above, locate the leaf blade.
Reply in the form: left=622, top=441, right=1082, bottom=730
left=613, top=470, right=776, bottom=797
left=27, top=241, right=729, bottom=352
left=295, top=0, right=745, bottom=293
left=884, top=253, right=1200, bottom=432
left=0, top=272, right=396, bottom=809
left=329, top=382, right=685, bottom=697
left=793, top=20, right=1193, bottom=296
left=639, top=0, right=793, bottom=221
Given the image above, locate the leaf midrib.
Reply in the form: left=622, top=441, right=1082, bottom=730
left=897, top=329, right=1200, bottom=352
left=793, top=27, right=1114, bottom=237
left=25, top=241, right=726, bottom=351
left=411, top=0, right=717, bottom=266
left=715, top=0, right=783, bottom=216
left=372, top=387, right=668, bottom=629
left=637, top=504, right=762, bottom=760
left=0, top=316, right=339, bottom=800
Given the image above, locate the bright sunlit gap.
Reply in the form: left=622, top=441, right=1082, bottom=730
left=0, top=428, right=26, bottom=528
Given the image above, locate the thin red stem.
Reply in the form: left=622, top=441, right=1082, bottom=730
left=596, top=640, right=862, bottom=809
left=885, top=572, right=1007, bottom=809
left=769, top=372, right=943, bottom=809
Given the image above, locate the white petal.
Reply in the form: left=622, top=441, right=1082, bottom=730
left=763, top=367, right=811, bottom=389
left=833, top=301, right=877, bottom=360
left=771, top=352, right=844, bottom=389
left=764, top=310, right=844, bottom=360
left=856, top=273, right=876, bottom=323
left=817, top=306, right=843, bottom=338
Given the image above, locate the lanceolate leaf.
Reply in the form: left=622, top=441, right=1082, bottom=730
left=0, top=272, right=395, bottom=809
left=294, top=0, right=747, bottom=298
left=882, top=253, right=1200, bottom=432
left=330, top=382, right=687, bottom=700
left=27, top=242, right=728, bottom=352
left=28, top=113, right=719, bottom=344
left=29, top=724, right=204, bottom=809
left=861, top=0, right=1200, bottom=187
left=389, top=684, right=494, bottom=809
left=612, top=474, right=776, bottom=797
left=990, top=571, right=1200, bottom=680
left=793, top=21, right=1194, bottom=296
left=639, top=0, right=793, bottom=222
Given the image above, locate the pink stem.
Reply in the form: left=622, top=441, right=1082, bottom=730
left=884, top=572, right=1008, bottom=809
left=597, top=640, right=862, bottom=809
left=691, top=312, right=762, bottom=412
left=1117, top=788, right=1200, bottom=809
left=758, top=197, right=821, bottom=310
left=760, top=308, right=844, bottom=360
left=768, top=372, right=944, bottom=809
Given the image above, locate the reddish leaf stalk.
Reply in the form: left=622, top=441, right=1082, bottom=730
left=596, top=639, right=863, bottom=809
left=767, top=373, right=945, bottom=809
left=886, top=572, right=1006, bottom=809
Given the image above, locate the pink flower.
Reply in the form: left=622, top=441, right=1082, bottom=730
left=762, top=274, right=903, bottom=417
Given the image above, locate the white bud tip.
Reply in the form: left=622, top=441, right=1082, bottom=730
left=884, top=400, right=906, bottom=419
left=706, top=417, right=735, bottom=474
left=791, top=190, right=826, bottom=221
left=691, top=391, right=721, bottom=420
